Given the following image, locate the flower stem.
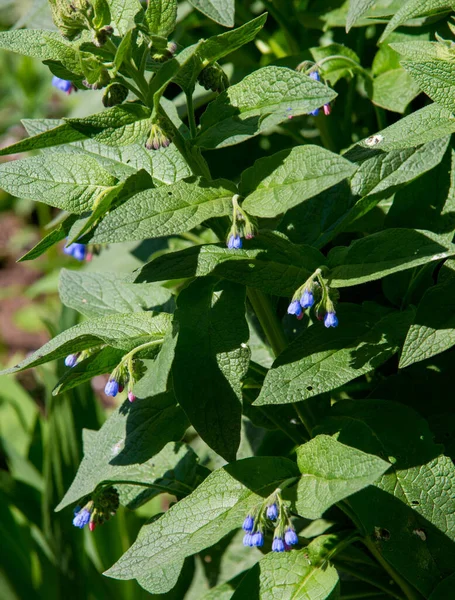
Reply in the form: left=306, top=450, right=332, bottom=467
left=186, top=90, right=197, bottom=138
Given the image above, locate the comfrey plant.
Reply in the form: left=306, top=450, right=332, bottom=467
left=1, top=1, right=455, bottom=598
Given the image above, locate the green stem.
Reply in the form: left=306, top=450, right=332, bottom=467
left=362, top=538, right=423, bottom=600
left=185, top=90, right=197, bottom=138
left=121, top=339, right=164, bottom=364
left=246, top=288, right=287, bottom=357
left=334, top=561, right=405, bottom=600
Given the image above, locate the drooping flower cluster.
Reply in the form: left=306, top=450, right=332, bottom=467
left=242, top=489, right=299, bottom=553
left=226, top=195, right=256, bottom=250
left=308, top=71, right=332, bottom=116
left=287, top=267, right=339, bottom=328
left=73, top=486, right=119, bottom=531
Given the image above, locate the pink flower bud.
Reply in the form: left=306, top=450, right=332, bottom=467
left=128, top=391, right=136, bottom=403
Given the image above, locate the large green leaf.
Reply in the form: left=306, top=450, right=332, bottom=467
left=0, top=312, right=172, bottom=375
left=295, top=435, right=390, bottom=519
left=109, top=0, right=143, bottom=34
left=399, top=275, right=455, bottom=368
left=240, top=146, right=356, bottom=218
left=189, top=0, right=235, bottom=27
left=104, top=457, right=300, bottom=594
left=145, top=0, right=177, bottom=36
left=255, top=306, right=414, bottom=406
left=135, top=232, right=326, bottom=297
left=196, top=66, right=337, bottom=149
left=321, top=400, right=455, bottom=597
left=173, top=279, right=249, bottom=462
left=328, top=229, right=455, bottom=288
left=231, top=536, right=341, bottom=599
left=56, top=394, right=191, bottom=510
left=372, top=68, right=421, bottom=114
left=90, top=177, right=236, bottom=243
left=380, top=0, right=454, bottom=42
left=346, top=0, right=376, bottom=31
left=0, top=153, right=117, bottom=214
left=59, top=270, right=174, bottom=318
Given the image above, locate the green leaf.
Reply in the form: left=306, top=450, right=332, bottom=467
left=328, top=229, right=455, bottom=288
left=346, top=0, right=376, bottom=32
left=196, top=66, right=337, bottom=149
left=254, top=306, right=414, bottom=406
left=173, top=279, right=249, bottom=462
left=231, top=536, right=340, bottom=600
left=0, top=312, right=172, bottom=375
left=59, top=269, right=174, bottom=318
left=240, top=145, right=356, bottom=218
left=135, top=232, right=326, bottom=297
left=104, top=456, right=299, bottom=594
left=401, top=58, right=455, bottom=113
left=56, top=395, right=191, bottom=510
left=0, top=29, right=80, bottom=70
left=399, top=276, right=455, bottom=368
left=22, top=117, right=191, bottom=184
left=429, top=574, right=455, bottom=599
left=350, top=103, right=455, bottom=154
left=372, top=69, right=421, bottom=114
left=0, top=104, right=152, bottom=158
left=145, top=0, right=177, bottom=36
left=321, top=399, right=455, bottom=597
left=17, top=214, right=78, bottom=262
left=90, top=177, right=236, bottom=243
left=109, top=0, right=143, bottom=35
left=0, top=153, right=117, bottom=214
left=295, top=435, right=390, bottom=519
left=188, top=0, right=235, bottom=27
left=380, top=0, right=455, bottom=43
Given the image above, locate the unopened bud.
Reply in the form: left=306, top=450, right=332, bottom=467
left=102, top=82, right=129, bottom=107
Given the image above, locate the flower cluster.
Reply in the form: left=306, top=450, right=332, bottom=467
left=73, top=486, right=119, bottom=531
left=242, top=489, right=299, bottom=553
left=308, top=71, right=331, bottom=116
left=287, top=268, right=339, bottom=328
left=226, top=195, right=256, bottom=250
left=146, top=120, right=172, bottom=151
left=104, top=359, right=139, bottom=402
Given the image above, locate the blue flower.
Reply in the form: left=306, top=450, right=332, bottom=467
left=242, top=515, right=254, bottom=532
left=64, top=242, right=86, bottom=261
left=227, top=234, right=242, bottom=250
left=52, top=76, right=73, bottom=94
left=251, top=531, right=264, bottom=547
left=73, top=507, right=91, bottom=528
left=105, top=379, right=119, bottom=397
left=284, top=528, right=299, bottom=546
left=266, top=503, right=278, bottom=521
left=310, top=108, right=319, bottom=116
left=324, top=311, right=338, bottom=328
left=65, top=354, right=78, bottom=368
left=300, top=290, right=314, bottom=309
left=243, top=533, right=254, bottom=547
left=287, top=299, right=302, bottom=317
left=309, top=71, right=321, bottom=81
left=272, top=537, right=285, bottom=552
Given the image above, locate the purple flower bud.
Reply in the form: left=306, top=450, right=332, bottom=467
left=243, top=533, right=254, bottom=547
left=242, top=515, right=254, bottom=532
left=52, top=76, right=74, bottom=94
left=284, top=528, right=299, bottom=546
left=65, top=354, right=78, bottom=368
left=272, top=537, right=286, bottom=552
left=227, top=234, right=242, bottom=250
left=309, top=71, right=321, bottom=81
left=251, top=531, right=264, bottom=547
left=105, top=379, right=119, bottom=397
left=73, top=507, right=91, bottom=528
left=266, top=503, right=278, bottom=521
left=324, top=104, right=331, bottom=116
left=324, top=311, right=338, bottom=328
left=300, top=290, right=314, bottom=309
left=287, top=299, right=302, bottom=317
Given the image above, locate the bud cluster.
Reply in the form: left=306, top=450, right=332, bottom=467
left=198, top=62, right=229, bottom=94
left=149, top=36, right=178, bottom=63
left=226, top=195, right=256, bottom=250
left=242, top=489, right=299, bottom=553
left=49, top=0, right=113, bottom=45
left=73, top=486, right=119, bottom=531
left=104, top=359, right=140, bottom=402
left=296, top=62, right=332, bottom=117
left=146, top=119, right=172, bottom=151
left=287, top=268, right=339, bottom=328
